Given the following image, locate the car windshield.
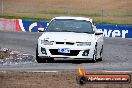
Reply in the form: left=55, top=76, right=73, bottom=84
left=45, top=19, right=94, bottom=33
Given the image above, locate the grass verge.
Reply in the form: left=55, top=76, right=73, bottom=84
left=0, top=15, right=50, bottom=21
left=0, top=15, right=132, bottom=25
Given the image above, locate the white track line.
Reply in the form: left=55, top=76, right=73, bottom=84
left=0, top=71, right=59, bottom=73
left=27, top=71, right=59, bottom=73
left=0, top=70, right=132, bottom=73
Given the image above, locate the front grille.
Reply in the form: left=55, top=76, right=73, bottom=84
left=56, top=42, right=64, bottom=44
left=55, top=42, right=74, bottom=45
left=66, top=42, right=74, bottom=45
left=49, top=49, right=80, bottom=56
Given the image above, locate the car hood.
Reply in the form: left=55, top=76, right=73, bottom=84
left=39, top=32, right=95, bottom=42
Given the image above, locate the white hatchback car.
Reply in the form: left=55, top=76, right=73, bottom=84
left=36, top=16, right=103, bottom=63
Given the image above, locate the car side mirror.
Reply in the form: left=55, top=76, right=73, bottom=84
left=95, top=30, right=103, bottom=35
left=38, top=23, right=49, bottom=32
left=38, top=28, right=44, bottom=32
left=38, top=30, right=44, bottom=32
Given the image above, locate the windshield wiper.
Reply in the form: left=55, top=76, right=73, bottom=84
left=82, top=32, right=94, bottom=34
left=62, top=30, right=79, bottom=33
left=61, top=30, right=94, bottom=34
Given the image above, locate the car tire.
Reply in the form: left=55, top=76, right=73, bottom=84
left=36, top=46, right=46, bottom=63
left=98, top=45, right=103, bottom=61
left=46, top=58, right=54, bottom=63
left=91, top=45, right=97, bottom=63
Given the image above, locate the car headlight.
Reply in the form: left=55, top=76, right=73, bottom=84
left=77, top=42, right=91, bottom=46
left=41, top=40, right=54, bottom=45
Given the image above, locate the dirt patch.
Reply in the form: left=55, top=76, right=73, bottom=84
left=0, top=48, right=35, bottom=65
left=0, top=71, right=131, bottom=88
left=0, top=48, right=17, bottom=60
left=0, top=51, right=9, bottom=59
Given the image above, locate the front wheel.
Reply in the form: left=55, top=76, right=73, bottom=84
left=36, top=47, right=46, bottom=63
left=46, top=58, right=54, bottom=63
left=91, top=45, right=97, bottom=63
left=98, top=45, right=103, bottom=61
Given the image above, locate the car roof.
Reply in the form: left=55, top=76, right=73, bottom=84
left=53, top=16, right=93, bottom=22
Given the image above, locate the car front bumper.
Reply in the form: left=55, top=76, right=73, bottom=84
left=37, top=44, right=95, bottom=60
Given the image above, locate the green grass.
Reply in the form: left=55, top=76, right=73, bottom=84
left=39, top=10, right=102, bottom=17
left=1, top=0, right=131, bottom=25
left=0, top=15, right=50, bottom=21
left=95, top=20, right=131, bottom=25
left=0, top=15, right=132, bottom=25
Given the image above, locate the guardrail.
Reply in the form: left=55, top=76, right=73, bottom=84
left=0, top=18, right=132, bottom=38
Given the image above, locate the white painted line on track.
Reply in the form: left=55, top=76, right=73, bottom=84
left=27, top=71, right=59, bottom=73
left=0, top=71, right=7, bottom=73
left=0, top=70, right=132, bottom=73
left=0, top=71, right=59, bottom=73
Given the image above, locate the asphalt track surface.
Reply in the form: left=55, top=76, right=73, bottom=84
left=0, top=31, right=132, bottom=71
